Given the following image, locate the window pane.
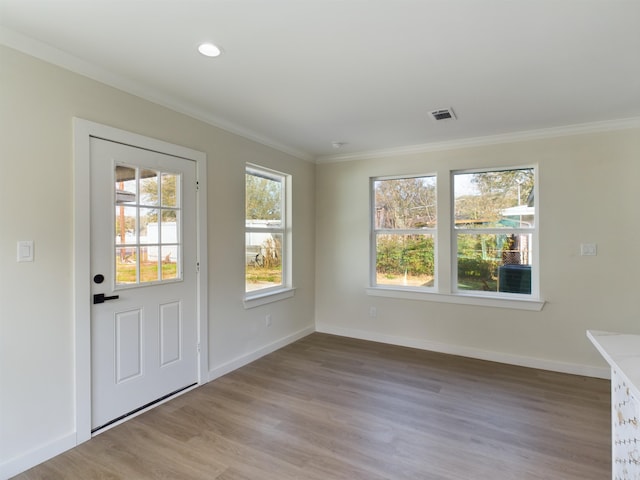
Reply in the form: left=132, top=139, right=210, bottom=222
left=454, top=169, right=534, bottom=229
left=115, top=206, right=136, bottom=245
left=140, top=169, right=159, bottom=206
left=376, top=234, right=434, bottom=287
left=161, top=172, right=178, bottom=207
left=115, top=166, right=136, bottom=205
left=161, top=245, right=178, bottom=280
left=140, top=248, right=160, bottom=283
left=161, top=209, right=177, bottom=226
left=139, top=208, right=158, bottom=244
left=374, top=177, right=437, bottom=229
left=245, top=232, right=283, bottom=292
left=246, top=172, right=282, bottom=228
left=457, top=233, right=532, bottom=294
left=116, top=246, right=137, bottom=285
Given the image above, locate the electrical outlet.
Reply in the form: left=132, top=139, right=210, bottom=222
left=369, top=306, right=377, bottom=318
left=265, top=314, right=272, bottom=327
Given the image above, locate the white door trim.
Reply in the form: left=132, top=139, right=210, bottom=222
left=73, top=118, right=208, bottom=444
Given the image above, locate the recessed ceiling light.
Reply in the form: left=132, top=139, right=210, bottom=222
left=198, top=43, right=222, bottom=57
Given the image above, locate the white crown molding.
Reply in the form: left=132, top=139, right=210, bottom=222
left=316, top=116, right=640, bottom=164
left=0, top=27, right=314, bottom=162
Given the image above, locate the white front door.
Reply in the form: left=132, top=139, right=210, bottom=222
left=90, top=137, right=198, bottom=432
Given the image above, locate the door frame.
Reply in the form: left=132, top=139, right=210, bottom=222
left=73, top=118, right=208, bottom=444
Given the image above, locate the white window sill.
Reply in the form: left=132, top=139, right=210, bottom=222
left=244, top=287, right=296, bottom=309
left=366, top=287, right=545, bottom=311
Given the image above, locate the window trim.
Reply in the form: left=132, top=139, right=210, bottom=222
left=244, top=163, right=292, bottom=304
left=368, top=165, right=544, bottom=310
left=366, top=286, right=545, bottom=311
left=243, top=287, right=296, bottom=309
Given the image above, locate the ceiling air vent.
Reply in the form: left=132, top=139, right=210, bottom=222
left=430, top=108, right=456, bottom=121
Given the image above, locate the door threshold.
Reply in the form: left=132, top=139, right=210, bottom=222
left=91, top=382, right=198, bottom=435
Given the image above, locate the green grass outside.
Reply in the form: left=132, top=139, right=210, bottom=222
left=457, top=277, right=498, bottom=292
left=246, top=265, right=282, bottom=284
left=116, top=261, right=177, bottom=283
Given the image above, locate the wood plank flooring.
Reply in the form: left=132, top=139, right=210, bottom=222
left=14, top=333, right=611, bottom=479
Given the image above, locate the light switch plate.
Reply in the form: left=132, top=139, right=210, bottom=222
left=580, top=243, right=597, bottom=256
left=17, top=240, right=34, bottom=262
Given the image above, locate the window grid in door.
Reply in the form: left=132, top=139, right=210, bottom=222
left=114, top=164, right=182, bottom=287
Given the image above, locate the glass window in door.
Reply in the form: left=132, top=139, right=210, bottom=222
left=115, top=165, right=182, bottom=286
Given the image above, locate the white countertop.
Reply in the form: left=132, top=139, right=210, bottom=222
left=587, top=330, right=640, bottom=397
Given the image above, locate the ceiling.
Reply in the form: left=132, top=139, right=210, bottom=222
left=1, top=0, right=639, bottom=161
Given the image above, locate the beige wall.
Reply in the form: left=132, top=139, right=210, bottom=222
left=315, top=128, right=640, bottom=373
left=0, top=45, right=315, bottom=472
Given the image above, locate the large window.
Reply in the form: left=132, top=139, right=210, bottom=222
left=370, top=166, right=538, bottom=302
left=372, top=176, right=437, bottom=288
left=454, top=168, right=535, bottom=295
left=245, top=165, right=288, bottom=294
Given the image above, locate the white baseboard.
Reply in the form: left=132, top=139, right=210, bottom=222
left=208, top=325, right=315, bottom=382
left=0, top=432, right=76, bottom=480
left=315, top=323, right=610, bottom=379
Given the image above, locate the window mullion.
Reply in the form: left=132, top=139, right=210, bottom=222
left=437, top=167, right=452, bottom=294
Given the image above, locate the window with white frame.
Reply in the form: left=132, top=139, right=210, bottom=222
left=453, top=167, right=535, bottom=296
left=372, top=175, right=437, bottom=288
left=370, top=166, right=538, bottom=301
left=245, top=165, right=288, bottom=294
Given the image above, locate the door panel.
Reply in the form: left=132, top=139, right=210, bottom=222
left=115, top=309, right=142, bottom=383
left=90, top=137, right=197, bottom=431
left=160, top=301, right=181, bottom=366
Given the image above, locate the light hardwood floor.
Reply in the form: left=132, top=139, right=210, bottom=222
left=14, top=333, right=611, bottom=479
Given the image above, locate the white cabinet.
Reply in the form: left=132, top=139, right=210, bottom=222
left=611, top=367, right=640, bottom=478
left=588, top=330, right=640, bottom=480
